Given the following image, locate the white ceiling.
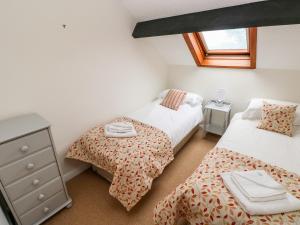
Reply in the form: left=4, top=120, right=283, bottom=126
left=120, top=0, right=264, bottom=21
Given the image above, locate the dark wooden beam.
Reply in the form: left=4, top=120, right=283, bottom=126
left=132, top=0, right=300, bottom=38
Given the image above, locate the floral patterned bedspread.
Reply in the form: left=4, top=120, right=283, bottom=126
left=67, top=117, right=173, bottom=211
left=154, top=148, right=300, bottom=225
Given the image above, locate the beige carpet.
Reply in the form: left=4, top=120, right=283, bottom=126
left=44, top=132, right=219, bottom=225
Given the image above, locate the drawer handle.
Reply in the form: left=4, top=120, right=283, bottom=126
left=43, top=207, right=50, bottom=213
left=38, top=194, right=45, bottom=200
left=32, top=179, right=40, bottom=186
left=26, top=163, right=35, bottom=170
left=20, top=145, right=29, bottom=153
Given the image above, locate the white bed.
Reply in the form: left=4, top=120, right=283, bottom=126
left=93, top=97, right=203, bottom=182
left=128, top=99, right=203, bottom=148
left=174, top=112, right=300, bottom=225
left=218, top=112, right=300, bottom=175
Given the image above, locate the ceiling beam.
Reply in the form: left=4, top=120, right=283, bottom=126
left=132, top=0, right=300, bottom=38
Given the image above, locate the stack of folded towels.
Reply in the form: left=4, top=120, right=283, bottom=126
left=221, top=170, right=300, bottom=215
left=104, top=122, right=137, bottom=138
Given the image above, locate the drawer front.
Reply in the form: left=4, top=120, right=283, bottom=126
left=20, top=191, right=67, bottom=225
left=14, top=177, right=63, bottom=216
left=0, top=130, right=51, bottom=166
left=0, top=147, right=55, bottom=186
left=6, top=163, right=60, bottom=201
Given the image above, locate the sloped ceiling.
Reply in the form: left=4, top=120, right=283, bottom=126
left=121, top=0, right=264, bottom=21
left=121, top=0, right=300, bottom=70
left=144, top=25, right=300, bottom=70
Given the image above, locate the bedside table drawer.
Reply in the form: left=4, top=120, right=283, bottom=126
left=13, top=177, right=63, bottom=216
left=0, top=130, right=51, bottom=166
left=0, top=147, right=55, bottom=186
left=6, top=163, right=60, bottom=201
left=20, top=191, right=67, bottom=225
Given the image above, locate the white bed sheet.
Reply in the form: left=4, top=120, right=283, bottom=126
left=218, top=113, right=300, bottom=175
left=127, top=100, right=203, bottom=147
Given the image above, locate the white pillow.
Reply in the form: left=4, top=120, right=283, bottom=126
left=184, top=92, right=203, bottom=107
left=157, top=89, right=203, bottom=107
left=242, top=98, right=300, bottom=125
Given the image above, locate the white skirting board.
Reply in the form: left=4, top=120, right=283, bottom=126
left=63, top=164, right=90, bottom=182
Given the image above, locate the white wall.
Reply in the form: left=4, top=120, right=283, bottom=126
left=164, top=24, right=300, bottom=121
left=2, top=0, right=300, bottom=180
left=168, top=66, right=300, bottom=117
left=0, top=0, right=167, bottom=178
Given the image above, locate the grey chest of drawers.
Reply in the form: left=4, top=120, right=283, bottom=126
left=0, top=114, right=72, bottom=225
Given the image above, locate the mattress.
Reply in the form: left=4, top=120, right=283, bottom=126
left=127, top=99, right=203, bottom=147
left=217, top=112, right=300, bottom=175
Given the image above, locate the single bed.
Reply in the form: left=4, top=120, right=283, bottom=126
left=67, top=92, right=203, bottom=210
left=92, top=98, right=203, bottom=181
left=154, top=112, right=300, bottom=225
left=218, top=113, right=300, bottom=175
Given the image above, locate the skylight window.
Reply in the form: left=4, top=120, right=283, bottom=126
left=201, top=28, right=248, bottom=51
left=183, top=27, right=257, bottom=69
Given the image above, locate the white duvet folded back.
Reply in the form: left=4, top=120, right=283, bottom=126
left=217, top=113, right=300, bottom=175
left=127, top=99, right=203, bottom=147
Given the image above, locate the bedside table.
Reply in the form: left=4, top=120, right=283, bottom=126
left=204, top=100, right=231, bottom=135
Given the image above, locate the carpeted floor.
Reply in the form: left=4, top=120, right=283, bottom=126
left=44, top=132, right=219, bottom=225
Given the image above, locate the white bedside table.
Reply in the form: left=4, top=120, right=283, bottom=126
left=204, top=100, right=231, bottom=135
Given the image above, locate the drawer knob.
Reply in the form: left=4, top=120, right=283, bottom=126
left=32, top=179, right=40, bottom=186
left=43, top=207, right=50, bottom=213
left=20, top=145, right=29, bottom=153
left=38, top=194, right=45, bottom=200
left=26, top=163, right=35, bottom=170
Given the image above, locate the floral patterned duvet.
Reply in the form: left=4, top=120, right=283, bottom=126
left=67, top=117, right=173, bottom=211
left=154, top=148, right=300, bottom=225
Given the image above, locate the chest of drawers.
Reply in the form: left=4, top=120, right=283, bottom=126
left=0, top=114, right=72, bottom=225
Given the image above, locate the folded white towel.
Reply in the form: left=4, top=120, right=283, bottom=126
left=221, top=172, right=300, bottom=215
left=231, top=170, right=287, bottom=202
left=108, top=122, right=133, bottom=130
left=104, top=122, right=137, bottom=138
left=105, top=122, right=135, bottom=132
left=107, top=127, right=133, bottom=133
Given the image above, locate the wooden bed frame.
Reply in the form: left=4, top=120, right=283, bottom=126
left=92, top=123, right=202, bottom=183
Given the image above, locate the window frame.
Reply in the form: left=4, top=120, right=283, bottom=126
left=183, top=27, right=257, bottom=69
